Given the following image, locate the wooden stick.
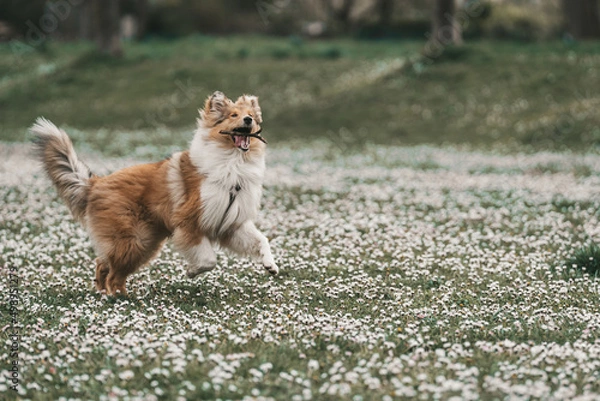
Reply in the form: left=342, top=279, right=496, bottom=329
left=219, top=127, right=268, bottom=144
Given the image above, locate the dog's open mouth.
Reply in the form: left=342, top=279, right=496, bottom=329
left=231, top=127, right=252, bottom=152
left=219, top=126, right=267, bottom=151
left=232, top=127, right=251, bottom=151
left=233, top=135, right=250, bottom=151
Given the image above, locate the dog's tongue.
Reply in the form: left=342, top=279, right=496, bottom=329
left=234, top=135, right=250, bottom=150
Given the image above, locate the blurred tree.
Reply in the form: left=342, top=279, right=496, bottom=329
left=78, top=1, right=93, bottom=40
left=90, top=0, right=122, bottom=56
left=148, top=0, right=264, bottom=36
left=376, top=0, right=394, bottom=30
left=120, top=0, right=150, bottom=39
left=326, top=0, right=357, bottom=33
left=135, top=0, right=149, bottom=40
left=562, top=0, right=600, bottom=39
left=432, top=0, right=462, bottom=45
left=0, top=0, right=46, bottom=37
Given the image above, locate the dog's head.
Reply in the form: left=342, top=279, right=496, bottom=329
left=199, top=91, right=264, bottom=153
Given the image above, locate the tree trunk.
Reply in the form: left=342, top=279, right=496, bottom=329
left=91, top=0, right=122, bottom=57
left=326, top=0, right=356, bottom=33
left=563, top=0, right=600, bottom=39
left=377, top=0, right=394, bottom=29
left=78, top=1, right=93, bottom=40
left=431, top=0, right=462, bottom=45
left=135, top=0, right=149, bottom=40
left=339, top=0, right=356, bottom=23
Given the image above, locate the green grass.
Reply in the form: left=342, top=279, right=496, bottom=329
left=2, top=36, right=600, bottom=400
left=1, top=36, right=600, bottom=151
left=560, top=243, right=600, bottom=278
left=1, top=142, right=600, bottom=399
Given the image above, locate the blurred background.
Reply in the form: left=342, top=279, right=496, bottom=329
left=0, top=0, right=599, bottom=154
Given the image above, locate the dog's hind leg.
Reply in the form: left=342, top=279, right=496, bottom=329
left=222, top=221, right=278, bottom=275
left=94, top=258, right=109, bottom=293
left=102, top=234, right=167, bottom=296
left=173, top=229, right=217, bottom=279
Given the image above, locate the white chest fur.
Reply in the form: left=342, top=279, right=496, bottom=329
left=190, top=130, right=265, bottom=238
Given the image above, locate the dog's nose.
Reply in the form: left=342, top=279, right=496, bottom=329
left=243, top=116, right=253, bottom=125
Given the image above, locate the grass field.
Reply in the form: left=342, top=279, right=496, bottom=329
left=1, top=141, right=600, bottom=400
left=1, top=36, right=600, bottom=400
left=1, top=36, right=600, bottom=150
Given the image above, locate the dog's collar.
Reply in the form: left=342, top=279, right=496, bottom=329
left=216, top=184, right=242, bottom=234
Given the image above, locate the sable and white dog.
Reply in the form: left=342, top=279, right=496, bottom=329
left=32, top=91, right=278, bottom=296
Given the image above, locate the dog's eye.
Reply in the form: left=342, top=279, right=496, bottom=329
left=231, top=113, right=238, bottom=118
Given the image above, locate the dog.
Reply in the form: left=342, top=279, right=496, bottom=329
left=32, top=91, right=278, bottom=296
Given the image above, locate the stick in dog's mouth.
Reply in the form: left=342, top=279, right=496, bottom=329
left=219, top=127, right=268, bottom=144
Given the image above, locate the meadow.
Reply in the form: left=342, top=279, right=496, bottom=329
left=1, top=36, right=600, bottom=150
left=1, top=36, right=600, bottom=400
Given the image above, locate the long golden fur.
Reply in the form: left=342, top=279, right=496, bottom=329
left=32, top=91, right=278, bottom=296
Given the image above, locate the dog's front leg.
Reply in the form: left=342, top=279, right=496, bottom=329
left=173, top=229, right=217, bottom=278
left=225, top=221, right=278, bottom=275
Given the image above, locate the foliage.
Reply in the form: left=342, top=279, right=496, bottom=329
left=0, top=0, right=572, bottom=40
left=146, top=0, right=265, bottom=37
left=561, top=243, right=600, bottom=278
left=478, top=1, right=564, bottom=41
left=0, top=0, right=46, bottom=35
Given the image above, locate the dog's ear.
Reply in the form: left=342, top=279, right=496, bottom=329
left=200, top=91, right=231, bottom=125
left=244, top=95, right=263, bottom=124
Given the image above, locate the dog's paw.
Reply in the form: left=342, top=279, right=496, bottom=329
left=263, top=261, right=279, bottom=276
left=186, top=263, right=216, bottom=279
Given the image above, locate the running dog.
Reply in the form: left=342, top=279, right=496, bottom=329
left=32, top=91, right=278, bottom=296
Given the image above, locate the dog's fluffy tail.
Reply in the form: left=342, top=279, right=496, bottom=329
left=31, top=117, right=93, bottom=222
